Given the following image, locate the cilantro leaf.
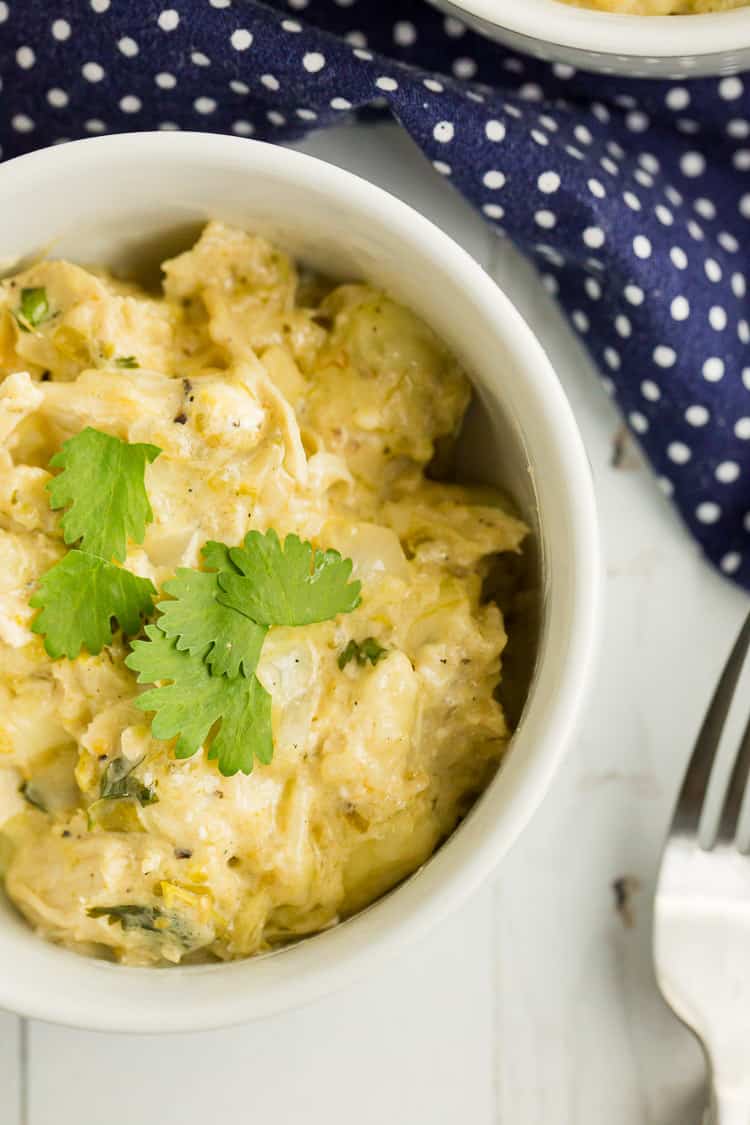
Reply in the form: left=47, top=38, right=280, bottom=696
left=114, top=355, right=139, bottom=369
left=14, top=287, right=51, bottom=332
left=126, top=626, right=273, bottom=776
left=48, top=427, right=161, bottom=562
left=217, top=530, right=361, bottom=627
left=157, top=565, right=267, bottom=680
left=100, top=756, right=158, bottom=805
left=338, top=637, right=388, bottom=670
left=30, top=551, right=156, bottom=659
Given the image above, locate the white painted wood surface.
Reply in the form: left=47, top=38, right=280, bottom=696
left=2, top=122, right=747, bottom=1125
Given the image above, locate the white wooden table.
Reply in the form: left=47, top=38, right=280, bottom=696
left=3, top=122, right=748, bottom=1125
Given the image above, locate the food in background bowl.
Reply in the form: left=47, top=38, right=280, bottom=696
left=559, top=0, right=746, bottom=12
left=0, top=221, right=527, bottom=966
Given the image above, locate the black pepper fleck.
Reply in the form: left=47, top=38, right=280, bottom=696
left=174, top=412, right=188, bottom=425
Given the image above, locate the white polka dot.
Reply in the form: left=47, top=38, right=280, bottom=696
left=155, top=72, right=176, bottom=89
left=296, top=108, right=317, bottom=121
left=553, top=63, right=575, bottom=79
left=423, top=78, right=444, bottom=93
left=12, top=114, right=34, bottom=133
left=482, top=204, right=504, bottom=220
left=209, top=0, right=230, bottom=6
left=732, top=272, right=747, bottom=299
left=719, top=76, right=744, bottom=101
left=344, top=31, right=367, bottom=48
left=375, top=76, right=398, bottom=92
left=90, top=0, right=109, bottom=9
left=82, top=61, right=104, bottom=82
left=231, top=28, right=253, bottom=50
left=703, top=357, right=725, bottom=382
left=739, top=194, right=750, bottom=220
left=728, top=119, right=750, bottom=140
left=740, top=320, right=750, bottom=344
left=518, top=82, right=543, bottom=102
left=696, top=501, right=721, bottom=523
left=574, top=124, right=592, bottom=145
left=641, top=380, right=660, bottom=401
left=16, top=46, right=35, bottom=69
left=542, top=275, right=559, bottom=296
left=393, top=21, right=417, bottom=46
left=539, top=115, right=558, bottom=133
left=453, top=58, right=477, bottom=79
left=572, top=310, right=589, bottom=332
left=716, top=461, right=740, bottom=484
left=633, top=235, right=652, bottom=259
left=51, top=19, right=71, bottom=40
left=585, top=277, right=602, bottom=300
left=607, top=140, right=625, bottom=160
left=46, top=87, right=69, bottom=108
left=157, top=9, right=179, bottom=31
left=615, top=314, right=631, bottom=338
left=704, top=259, right=722, bottom=283
left=531, top=130, right=548, bottom=146
left=735, top=417, right=750, bottom=440
left=260, top=74, right=279, bottom=91
left=623, top=191, right=641, bottom=212
left=686, top=404, right=710, bottom=426
left=677, top=119, right=700, bottom=135
left=330, top=97, right=352, bottom=111
left=670, top=296, right=690, bottom=321
left=626, top=111, right=650, bottom=133
left=668, top=442, right=691, bottom=464
left=720, top=231, right=740, bottom=253
left=433, top=121, right=454, bottom=144
left=635, top=169, right=655, bottom=189
left=267, top=110, right=286, bottom=126
left=666, top=87, right=690, bottom=111
left=353, top=47, right=372, bottom=60
left=655, top=205, right=673, bottom=226
left=583, top=227, right=605, bottom=249
left=444, top=16, right=466, bottom=36
left=744, top=368, right=750, bottom=391
left=588, top=178, right=606, bottom=199
left=538, top=171, right=560, bottom=194
left=303, top=52, right=325, bottom=73
left=625, top=284, right=644, bottom=306
left=654, top=345, right=676, bottom=368
left=433, top=160, right=451, bottom=176
left=734, top=149, right=750, bottom=172
left=194, top=97, right=216, bottom=114
left=600, top=157, right=619, bottom=176
left=566, top=146, right=584, bottom=160
left=658, top=477, right=674, bottom=497
left=687, top=220, right=704, bottom=243
left=694, top=197, right=716, bottom=221
left=604, top=347, right=621, bottom=370
left=745, top=512, right=750, bottom=532
left=708, top=306, right=727, bottom=331
left=665, top=186, right=683, bottom=207
left=640, top=153, right=660, bottom=175
left=191, top=51, right=210, bottom=67
left=119, top=95, right=142, bottom=113
left=680, top=151, right=705, bottom=178
left=230, top=80, right=249, bottom=94
left=231, top=120, right=253, bottom=135
left=482, top=170, right=505, bottom=190
left=118, top=36, right=138, bottom=57
left=721, top=553, right=742, bottom=575
left=84, top=118, right=106, bottom=133
left=629, top=411, right=649, bottom=434
left=670, top=246, right=688, bottom=270
left=158, top=122, right=179, bottom=131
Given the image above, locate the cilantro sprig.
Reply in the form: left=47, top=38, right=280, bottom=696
left=127, top=531, right=361, bottom=776
left=31, top=427, right=160, bottom=660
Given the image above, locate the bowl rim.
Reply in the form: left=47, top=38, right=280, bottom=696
left=0, top=133, right=600, bottom=1032
left=443, top=0, right=750, bottom=59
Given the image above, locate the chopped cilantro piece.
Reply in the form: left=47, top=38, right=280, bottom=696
left=100, top=756, right=158, bottom=806
left=14, top=287, right=50, bottom=332
left=47, top=427, right=161, bottom=562
left=30, top=551, right=156, bottom=659
left=338, top=637, right=388, bottom=670
left=114, top=355, right=139, bottom=369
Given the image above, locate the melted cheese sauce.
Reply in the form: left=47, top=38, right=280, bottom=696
left=0, top=223, right=525, bottom=965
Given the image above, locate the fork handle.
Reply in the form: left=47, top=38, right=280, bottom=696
left=712, top=1089, right=750, bottom=1124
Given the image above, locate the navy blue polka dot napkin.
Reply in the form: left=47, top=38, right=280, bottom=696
left=1, top=0, right=750, bottom=589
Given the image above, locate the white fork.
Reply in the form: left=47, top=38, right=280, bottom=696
left=654, top=612, right=750, bottom=1125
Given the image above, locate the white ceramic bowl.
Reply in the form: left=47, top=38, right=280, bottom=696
left=0, top=133, right=599, bottom=1032
left=431, top=0, right=750, bottom=77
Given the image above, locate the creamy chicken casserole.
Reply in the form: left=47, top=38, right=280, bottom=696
left=0, top=222, right=526, bottom=966
left=560, top=0, right=745, bottom=12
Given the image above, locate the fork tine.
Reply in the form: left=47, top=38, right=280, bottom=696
left=716, top=712, right=750, bottom=846
left=671, top=611, right=750, bottom=841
